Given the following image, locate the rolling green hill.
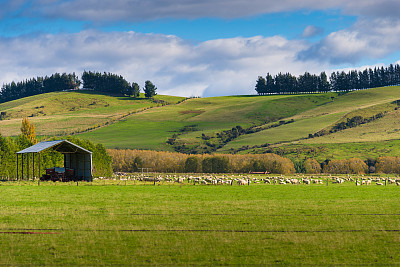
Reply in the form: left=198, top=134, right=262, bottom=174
left=79, top=93, right=336, bottom=151
left=2, top=86, right=400, bottom=161
left=0, top=91, right=185, bottom=137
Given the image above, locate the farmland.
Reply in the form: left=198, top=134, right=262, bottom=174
left=0, top=91, right=185, bottom=137
left=2, top=86, right=400, bottom=265
left=0, top=178, right=399, bottom=265
left=2, top=86, right=400, bottom=160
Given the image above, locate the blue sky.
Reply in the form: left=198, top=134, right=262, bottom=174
left=0, top=0, right=399, bottom=97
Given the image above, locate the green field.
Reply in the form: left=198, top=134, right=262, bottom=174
left=220, top=87, right=400, bottom=153
left=78, top=86, right=400, bottom=156
left=3, top=86, right=400, bottom=160
left=0, top=180, right=400, bottom=265
left=80, top=93, right=337, bottom=150
left=0, top=91, right=185, bottom=137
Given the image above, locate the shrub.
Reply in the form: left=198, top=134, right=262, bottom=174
left=184, top=157, right=202, bottom=173
left=323, top=158, right=368, bottom=174
left=304, top=158, right=321, bottom=174
left=108, top=149, right=295, bottom=174
left=375, top=156, right=400, bottom=174
left=202, top=156, right=229, bottom=173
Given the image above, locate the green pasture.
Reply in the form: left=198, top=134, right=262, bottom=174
left=219, top=112, right=343, bottom=152
left=0, top=180, right=399, bottom=265
left=218, top=87, right=400, bottom=155
left=292, top=86, right=400, bottom=120
left=81, top=86, right=400, bottom=151
left=246, top=140, right=400, bottom=162
left=0, top=91, right=185, bottom=136
left=300, top=109, right=400, bottom=144
left=3, top=86, right=400, bottom=159
left=81, top=93, right=337, bottom=149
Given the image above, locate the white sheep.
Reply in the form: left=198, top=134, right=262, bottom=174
left=238, top=179, right=247, bottom=186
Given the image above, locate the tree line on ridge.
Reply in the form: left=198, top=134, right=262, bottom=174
left=0, top=71, right=157, bottom=103
left=255, top=63, right=400, bottom=94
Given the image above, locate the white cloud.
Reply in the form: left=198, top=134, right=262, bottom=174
left=298, top=18, right=400, bottom=64
left=0, top=31, right=329, bottom=97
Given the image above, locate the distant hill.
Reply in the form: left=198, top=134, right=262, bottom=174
left=2, top=87, right=400, bottom=161
left=0, top=90, right=185, bottom=137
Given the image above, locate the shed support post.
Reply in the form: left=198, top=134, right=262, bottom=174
left=33, top=153, right=35, bottom=180
left=39, top=152, right=41, bottom=180
left=16, top=154, right=18, bottom=180
left=21, top=153, right=24, bottom=180
left=27, top=153, right=29, bottom=180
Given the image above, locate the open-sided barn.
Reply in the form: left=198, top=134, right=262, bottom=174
left=16, top=140, right=93, bottom=181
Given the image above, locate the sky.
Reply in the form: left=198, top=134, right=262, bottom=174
left=0, top=1, right=400, bottom=97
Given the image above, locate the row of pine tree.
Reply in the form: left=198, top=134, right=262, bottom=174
left=0, top=71, right=157, bottom=103
left=256, top=63, right=400, bottom=94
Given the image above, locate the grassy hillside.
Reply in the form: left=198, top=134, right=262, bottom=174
left=80, top=86, right=400, bottom=156
left=0, top=91, right=185, bottom=137
left=3, top=86, right=400, bottom=161
left=219, top=87, right=400, bottom=156
left=79, top=93, right=336, bottom=151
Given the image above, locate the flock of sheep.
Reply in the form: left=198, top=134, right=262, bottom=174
left=110, top=173, right=400, bottom=186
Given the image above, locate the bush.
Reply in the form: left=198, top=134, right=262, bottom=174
left=304, top=158, right=321, bottom=174
left=375, top=156, right=400, bottom=174
left=202, top=156, right=229, bottom=173
left=108, top=149, right=296, bottom=174
left=184, top=157, right=202, bottom=173
left=323, top=158, right=368, bottom=174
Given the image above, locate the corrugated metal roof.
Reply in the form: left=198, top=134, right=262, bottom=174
left=16, top=140, right=92, bottom=154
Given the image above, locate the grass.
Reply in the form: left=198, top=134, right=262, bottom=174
left=0, top=180, right=399, bottom=265
left=299, top=109, right=400, bottom=144
left=221, top=87, right=400, bottom=151
left=3, top=86, right=400, bottom=159
left=80, top=93, right=336, bottom=149
left=220, top=112, right=343, bottom=151
left=0, top=91, right=186, bottom=136
left=270, top=140, right=400, bottom=162
left=80, top=87, right=400, bottom=152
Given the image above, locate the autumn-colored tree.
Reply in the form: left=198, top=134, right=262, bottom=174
left=185, top=156, right=202, bottom=173
left=20, top=118, right=37, bottom=145
left=304, top=158, right=321, bottom=174
left=375, top=156, right=400, bottom=174
left=347, top=158, right=368, bottom=174
left=107, top=149, right=296, bottom=174
left=323, top=158, right=368, bottom=174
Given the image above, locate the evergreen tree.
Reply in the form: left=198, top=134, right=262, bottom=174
left=318, top=72, right=330, bottom=92
left=254, top=63, right=400, bottom=94
left=265, top=73, right=274, bottom=94
left=255, top=76, right=267, bottom=94
left=131, top=82, right=140, bottom=97
left=144, top=80, right=157, bottom=98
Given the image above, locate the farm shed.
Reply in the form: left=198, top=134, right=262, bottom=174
left=16, top=140, right=93, bottom=181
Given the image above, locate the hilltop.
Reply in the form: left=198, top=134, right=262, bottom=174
left=2, top=86, right=400, bottom=161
